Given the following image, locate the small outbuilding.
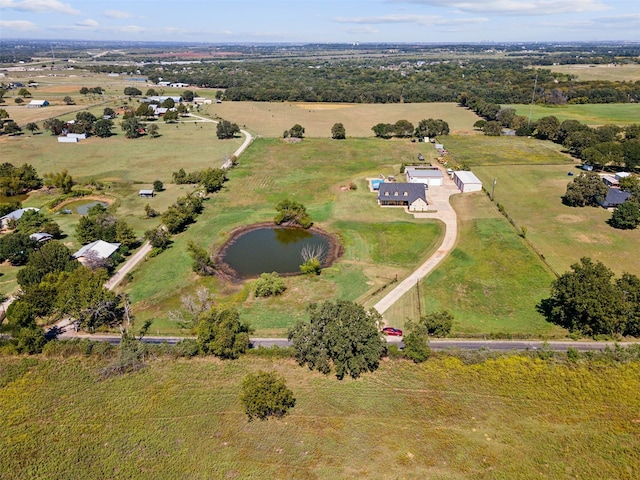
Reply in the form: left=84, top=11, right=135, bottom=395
left=405, top=167, right=444, bottom=187
left=378, top=183, right=428, bottom=212
left=602, top=175, right=619, bottom=187
left=597, top=188, right=632, bottom=208
left=1, top=207, right=39, bottom=228
left=453, top=171, right=483, bottom=193
left=29, top=232, right=53, bottom=243
left=139, top=189, right=154, bottom=198
left=73, top=240, right=121, bottom=264
left=27, top=100, right=49, bottom=108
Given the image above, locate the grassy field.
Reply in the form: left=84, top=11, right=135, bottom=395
left=207, top=101, right=482, bottom=137
left=384, top=193, right=564, bottom=336
left=504, top=103, right=640, bottom=125
left=126, top=137, right=444, bottom=336
left=546, top=63, right=640, bottom=82
left=1, top=353, right=639, bottom=479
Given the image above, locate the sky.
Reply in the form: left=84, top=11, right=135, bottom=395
left=0, top=0, right=639, bottom=44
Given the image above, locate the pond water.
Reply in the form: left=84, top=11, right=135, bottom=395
left=62, top=200, right=109, bottom=215
left=219, top=226, right=333, bottom=278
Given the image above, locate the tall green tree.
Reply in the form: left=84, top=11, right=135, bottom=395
left=196, top=307, right=252, bottom=359
left=562, top=172, right=608, bottom=207
left=274, top=199, right=312, bottom=228
left=609, top=200, right=640, bottom=230
left=288, top=300, right=386, bottom=380
left=240, top=371, right=296, bottom=421
left=331, top=122, right=346, bottom=140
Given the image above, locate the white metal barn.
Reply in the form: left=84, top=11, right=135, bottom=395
left=405, top=167, right=444, bottom=187
left=453, top=171, right=483, bottom=193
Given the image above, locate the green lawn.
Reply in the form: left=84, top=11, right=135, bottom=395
left=2, top=354, right=639, bottom=479
left=384, top=193, right=564, bottom=336
left=505, top=103, right=640, bottom=125
left=127, top=138, right=444, bottom=336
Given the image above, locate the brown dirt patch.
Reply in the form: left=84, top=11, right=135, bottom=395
left=573, top=232, right=614, bottom=245
left=556, top=214, right=585, bottom=224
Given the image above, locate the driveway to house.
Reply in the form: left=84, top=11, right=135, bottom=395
left=373, top=174, right=459, bottom=317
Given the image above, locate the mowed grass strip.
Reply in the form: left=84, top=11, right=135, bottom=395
left=1, top=355, right=639, bottom=479
left=505, top=103, right=640, bottom=125
left=472, top=164, right=640, bottom=278
left=384, top=193, right=563, bottom=336
left=207, top=101, right=482, bottom=137
left=127, top=138, right=444, bottom=336
left=546, top=63, right=640, bottom=82
left=442, top=134, right=575, bottom=167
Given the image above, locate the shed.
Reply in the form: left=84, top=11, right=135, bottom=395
left=1, top=207, right=39, bottom=228
left=597, top=188, right=632, bottom=208
left=602, top=175, right=619, bottom=187
left=453, top=171, right=483, bottom=193
left=615, top=172, right=631, bottom=180
left=73, top=240, right=120, bottom=264
left=405, top=167, right=443, bottom=187
left=139, top=189, right=154, bottom=198
left=27, top=100, right=49, bottom=108
left=58, top=137, right=78, bottom=143
left=29, top=232, right=53, bottom=243
left=378, top=183, right=428, bottom=212
left=66, top=133, right=87, bottom=140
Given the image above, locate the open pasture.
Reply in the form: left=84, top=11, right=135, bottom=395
left=384, top=193, right=563, bottom=336
left=505, top=103, right=640, bottom=126
left=2, top=354, right=639, bottom=479
left=127, top=137, right=444, bottom=336
left=546, top=63, right=640, bottom=82
left=207, top=101, right=481, bottom=137
left=472, top=164, right=640, bottom=278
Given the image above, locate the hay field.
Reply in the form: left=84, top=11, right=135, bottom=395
left=2, top=354, right=639, bottom=480
left=207, top=101, right=481, bottom=137
left=505, top=103, right=640, bottom=125
left=546, top=63, right=640, bottom=82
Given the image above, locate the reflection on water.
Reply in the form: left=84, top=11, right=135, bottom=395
left=221, top=226, right=331, bottom=278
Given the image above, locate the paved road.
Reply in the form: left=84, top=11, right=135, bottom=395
left=374, top=173, right=459, bottom=316
left=53, top=332, right=639, bottom=352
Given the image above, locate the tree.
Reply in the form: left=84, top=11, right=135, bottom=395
left=44, top=170, right=74, bottom=193
left=372, top=123, right=394, bottom=139
left=537, top=258, right=626, bottom=336
left=196, top=307, right=252, bottom=359
left=620, top=175, right=640, bottom=197
left=43, top=118, right=65, bottom=136
left=163, top=110, right=179, bottom=123
left=153, top=180, right=164, bottom=191
left=15, top=209, right=61, bottom=237
left=187, top=241, right=216, bottom=276
left=562, top=172, right=608, bottom=207
left=421, top=310, right=453, bottom=337
left=393, top=119, right=414, bottom=138
left=121, top=117, right=143, bottom=139
left=182, top=90, right=195, bottom=102
left=3, top=121, right=22, bottom=135
left=0, top=109, right=8, bottom=119
left=161, top=97, right=175, bottom=108
left=609, top=201, right=640, bottom=230
left=144, top=227, right=170, bottom=249
left=146, top=88, right=158, bottom=96
left=240, top=371, right=296, bottom=421
left=331, top=122, right=346, bottom=140
left=25, top=122, right=39, bottom=135
left=135, top=103, right=154, bottom=118
left=274, top=199, right=312, bottom=228
left=79, top=87, right=89, bottom=96
left=103, top=107, right=115, bottom=118
left=216, top=120, right=240, bottom=139
left=177, top=103, right=188, bottom=116
left=147, top=123, right=160, bottom=138
left=288, top=124, right=305, bottom=138
left=63, top=95, right=74, bottom=105
left=16, top=241, right=79, bottom=289
left=300, top=257, right=321, bottom=275
left=416, top=118, right=450, bottom=138
left=0, top=232, right=38, bottom=266
left=402, top=320, right=431, bottom=363
left=93, top=119, right=114, bottom=138
left=483, top=121, right=502, bottom=136
left=123, top=87, right=142, bottom=96
left=17, top=88, right=31, bottom=98
left=288, top=300, right=387, bottom=380
left=254, top=272, right=286, bottom=297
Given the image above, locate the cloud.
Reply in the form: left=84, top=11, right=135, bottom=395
left=334, top=14, right=487, bottom=26
left=0, top=0, right=79, bottom=15
left=389, top=0, right=609, bottom=15
left=0, top=19, right=37, bottom=30
left=74, top=18, right=98, bottom=28
left=541, top=12, right=640, bottom=30
left=103, top=9, right=132, bottom=19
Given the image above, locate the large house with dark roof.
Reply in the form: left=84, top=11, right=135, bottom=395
left=377, top=183, right=428, bottom=212
left=596, top=188, right=632, bottom=208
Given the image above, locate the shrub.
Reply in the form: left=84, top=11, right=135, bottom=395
left=254, top=272, right=286, bottom=297
left=422, top=311, right=453, bottom=337
left=300, top=258, right=321, bottom=275
left=239, top=371, right=296, bottom=421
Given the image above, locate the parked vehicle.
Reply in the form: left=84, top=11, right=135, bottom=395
left=382, top=327, right=403, bottom=336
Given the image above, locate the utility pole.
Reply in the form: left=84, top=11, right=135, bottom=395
left=416, top=279, right=422, bottom=318
left=491, top=177, right=497, bottom=201
left=527, top=75, right=538, bottom=129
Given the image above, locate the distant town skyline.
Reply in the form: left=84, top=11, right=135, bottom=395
left=1, top=0, right=639, bottom=44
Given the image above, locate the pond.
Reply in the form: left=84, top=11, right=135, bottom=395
left=60, top=200, right=109, bottom=215
left=217, top=225, right=339, bottom=279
